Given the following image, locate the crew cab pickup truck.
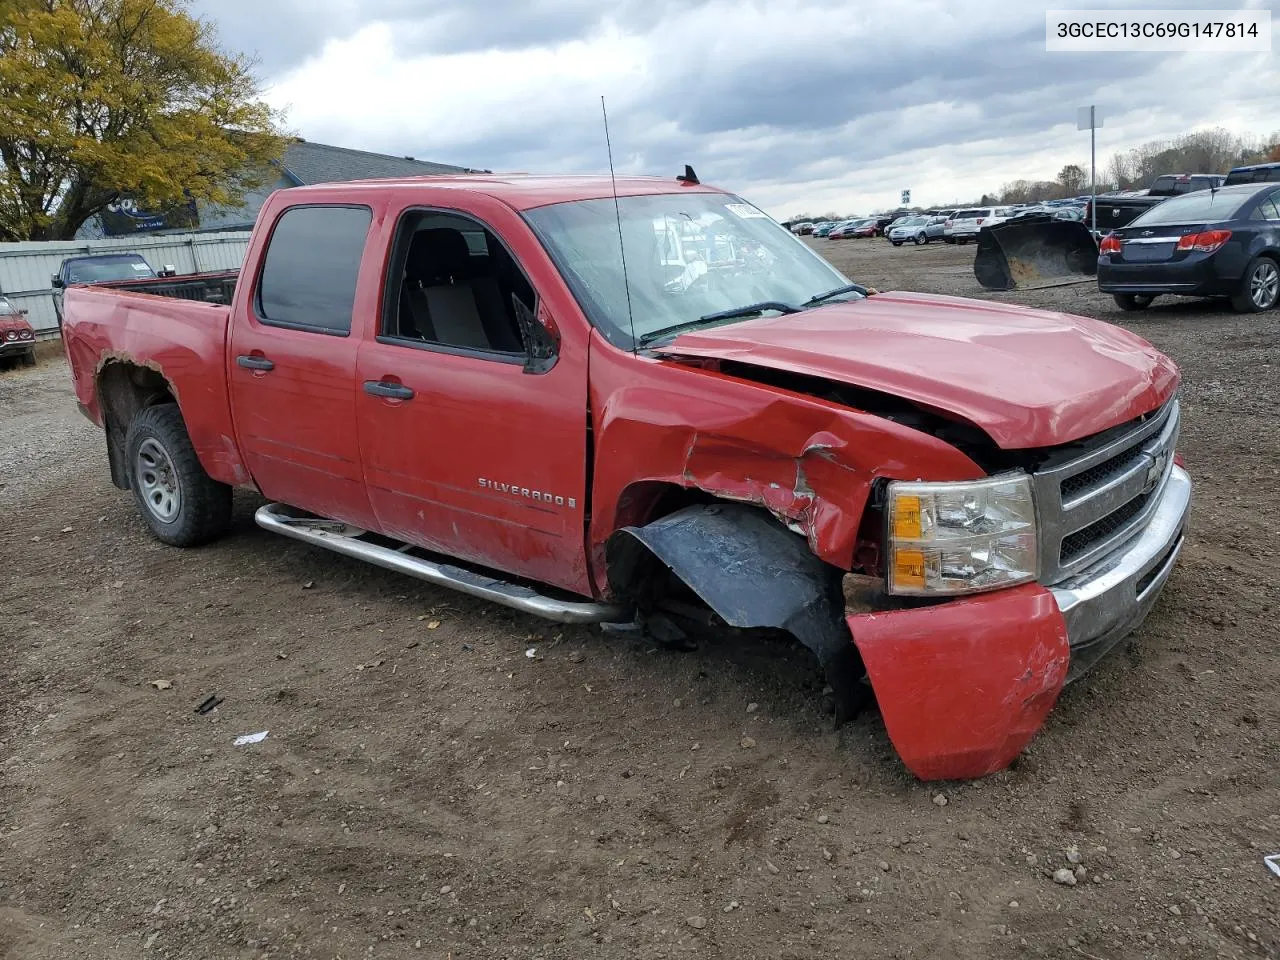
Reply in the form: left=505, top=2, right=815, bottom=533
left=61, top=173, right=1191, bottom=780
left=1086, top=173, right=1225, bottom=234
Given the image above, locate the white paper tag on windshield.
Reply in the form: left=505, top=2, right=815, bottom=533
left=131, top=262, right=150, bottom=271
left=724, top=203, right=769, bottom=219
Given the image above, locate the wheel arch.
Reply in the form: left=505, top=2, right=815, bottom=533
left=97, top=360, right=180, bottom=490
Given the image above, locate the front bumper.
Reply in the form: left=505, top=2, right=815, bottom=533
left=0, top=338, right=35, bottom=357
left=848, top=465, right=1190, bottom=781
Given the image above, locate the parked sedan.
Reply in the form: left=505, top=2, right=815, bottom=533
left=811, top=221, right=837, bottom=237
left=0, top=295, right=37, bottom=367
left=887, top=216, right=935, bottom=245
left=829, top=218, right=877, bottom=239
left=1097, top=182, right=1280, bottom=313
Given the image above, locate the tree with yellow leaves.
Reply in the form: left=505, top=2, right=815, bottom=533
left=0, top=0, right=286, bottom=240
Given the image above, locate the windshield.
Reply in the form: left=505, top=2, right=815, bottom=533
left=525, top=193, right=852, bottom=346
left=64, top=257, right=155, bottom=284
left=0, top=297, right=17, bottom=316
left=1129, top=190, right=1248, bottom=226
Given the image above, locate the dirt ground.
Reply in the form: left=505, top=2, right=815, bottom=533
left=2, top=241, right=1277, bottom=960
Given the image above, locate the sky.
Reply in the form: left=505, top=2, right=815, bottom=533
left=190, top=0, right=1279, bottom=218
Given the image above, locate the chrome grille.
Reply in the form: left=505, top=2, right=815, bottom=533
left=1034, top=399, right=1179, bottom=583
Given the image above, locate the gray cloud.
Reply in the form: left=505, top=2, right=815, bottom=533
left=193, top=0, right=1280, bottom=213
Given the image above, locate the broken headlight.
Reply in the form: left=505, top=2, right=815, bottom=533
left=886, top=473, right=1037, bottom=596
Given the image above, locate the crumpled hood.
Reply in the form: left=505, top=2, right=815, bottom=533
left=656, top=291, right=1179, bottom=449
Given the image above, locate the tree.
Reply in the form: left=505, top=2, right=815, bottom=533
left=0, top=0, right=286, bottom=240
left=1057, top=164, right=1087, bottom=195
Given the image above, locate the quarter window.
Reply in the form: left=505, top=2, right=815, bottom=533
left=257, top=205, right=372, bottom=334
left=1255, top=194, right=1280, bottom=221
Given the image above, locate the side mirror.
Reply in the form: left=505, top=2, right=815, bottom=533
left=51, top=275, right=64, bottom=288
left=511, top=294, right=559, bottom=375
left=18, top=308, right=28, bottom=316
left=160, top=264, right=177, bottom=277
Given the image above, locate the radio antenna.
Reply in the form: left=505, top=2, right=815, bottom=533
left=601, top=96, right=637, bottom=352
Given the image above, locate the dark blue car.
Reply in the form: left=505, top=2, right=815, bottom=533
left=1096, top=183, right=1280, bottom=313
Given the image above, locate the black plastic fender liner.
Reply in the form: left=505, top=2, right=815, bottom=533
left=608, top=503, right=866, bottom=721
left=974, top=215, right=1099, bottom=291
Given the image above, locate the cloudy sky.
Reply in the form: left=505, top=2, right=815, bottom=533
left=190, top=0, right=1278, bottom=218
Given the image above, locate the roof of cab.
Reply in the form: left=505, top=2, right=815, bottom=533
left=275, top=174, right=731, bottom=212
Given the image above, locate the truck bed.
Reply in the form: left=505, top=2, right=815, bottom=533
left=98, top=270, right=238, bottom=306
left=60, top=280, right=245, bottom=487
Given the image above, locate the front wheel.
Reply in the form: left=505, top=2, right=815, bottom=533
left=1113, top=293, right=1155, bottom=311
left=20, top=348, right=36, bottom=367
left=915, top=233, right=927, bottom=245
left=1231, top=256, right=1279, bottom=313
left=891, top=240, right=903, bottom=247
left=125, top=403, right=232, bottom=546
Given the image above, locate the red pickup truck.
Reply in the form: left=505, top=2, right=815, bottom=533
left=61, top=173, right=1190, bottom=780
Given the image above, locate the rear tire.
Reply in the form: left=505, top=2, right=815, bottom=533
left=1231, top=255, right=1279, bottom=313
left=1113, top=293, right=1155, bottom=311
left=124, top=403, right=232, bottom=547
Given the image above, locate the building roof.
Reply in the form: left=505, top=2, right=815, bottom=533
left=278, top=139, right=485, bottom=185
left=285, top=174, right=730, bottom=212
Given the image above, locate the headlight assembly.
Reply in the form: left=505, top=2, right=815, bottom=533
left=886, top=473, right=1038, bottom=596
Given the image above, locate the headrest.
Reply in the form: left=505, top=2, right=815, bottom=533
left=405, top=228, right=472, bottom=285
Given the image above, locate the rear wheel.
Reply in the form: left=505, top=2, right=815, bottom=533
left=125, top=403, right=232, bottom=546
left=1231, top=255, right=1279, bottom=313
left=1113, top=293, right=1155, bottom=311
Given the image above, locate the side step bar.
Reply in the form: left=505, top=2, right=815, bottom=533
left=255, top=503, right=628, bottom=624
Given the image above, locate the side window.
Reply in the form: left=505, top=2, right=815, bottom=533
left=1255, top=194, right=1280, bottom=221
left=257, top=205, right=372, bottom=334
left=382, top=210, right=535, bottom=357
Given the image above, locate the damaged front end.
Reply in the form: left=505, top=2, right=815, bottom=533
left=592, top=337, right=1184, bottom=782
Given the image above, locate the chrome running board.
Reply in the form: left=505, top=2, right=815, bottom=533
left=255, top=502, right=627, bottom=624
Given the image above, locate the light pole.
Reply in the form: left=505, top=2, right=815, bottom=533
left=1077, top=105, right=1102, bottom=236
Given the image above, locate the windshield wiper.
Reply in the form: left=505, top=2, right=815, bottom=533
left=698, top=300, right=800, bottom=323
left=803, top=283, right=869, bottom=306
left=638, top=301, right=800, bottom=346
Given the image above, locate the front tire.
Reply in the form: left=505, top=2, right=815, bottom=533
left=915, top=233, right=927, bottom=245
left=20, top=348, right=36, bottom=367
left=1113, top=293, right=1155, bottom=311
left=125, top=403, right=232, bottom=546
left=1231, top=255, right=1279, bottom=313
left=891, top=240, right=903, bottom=247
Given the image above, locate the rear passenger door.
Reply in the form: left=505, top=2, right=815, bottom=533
left=229, top=203, right=381, bottom=529
left=353, top=195, right=593, bottom=596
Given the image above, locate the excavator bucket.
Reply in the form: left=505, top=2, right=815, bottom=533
left=973, top=215, right=1099, bottom=291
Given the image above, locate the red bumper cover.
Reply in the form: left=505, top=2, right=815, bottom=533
left=849, top=584, right=1070, bottom=780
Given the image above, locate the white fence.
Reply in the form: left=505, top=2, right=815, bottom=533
left=0, top=231, right=251, bottom=336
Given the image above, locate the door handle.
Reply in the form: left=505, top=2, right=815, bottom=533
left=236, top=355, right=275, bottom=371
left=363, top=380, right=415, bottom=400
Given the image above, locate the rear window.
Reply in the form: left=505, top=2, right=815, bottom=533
left=953, top=209, right=987, bottom=219
left=1224, top=165, right=1280, bottom=186
left=257, top=205, right=373, bottom=334
left=1129, top=191, right=1249, bottom=227
left=64, top=256, right=154, bottom=284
